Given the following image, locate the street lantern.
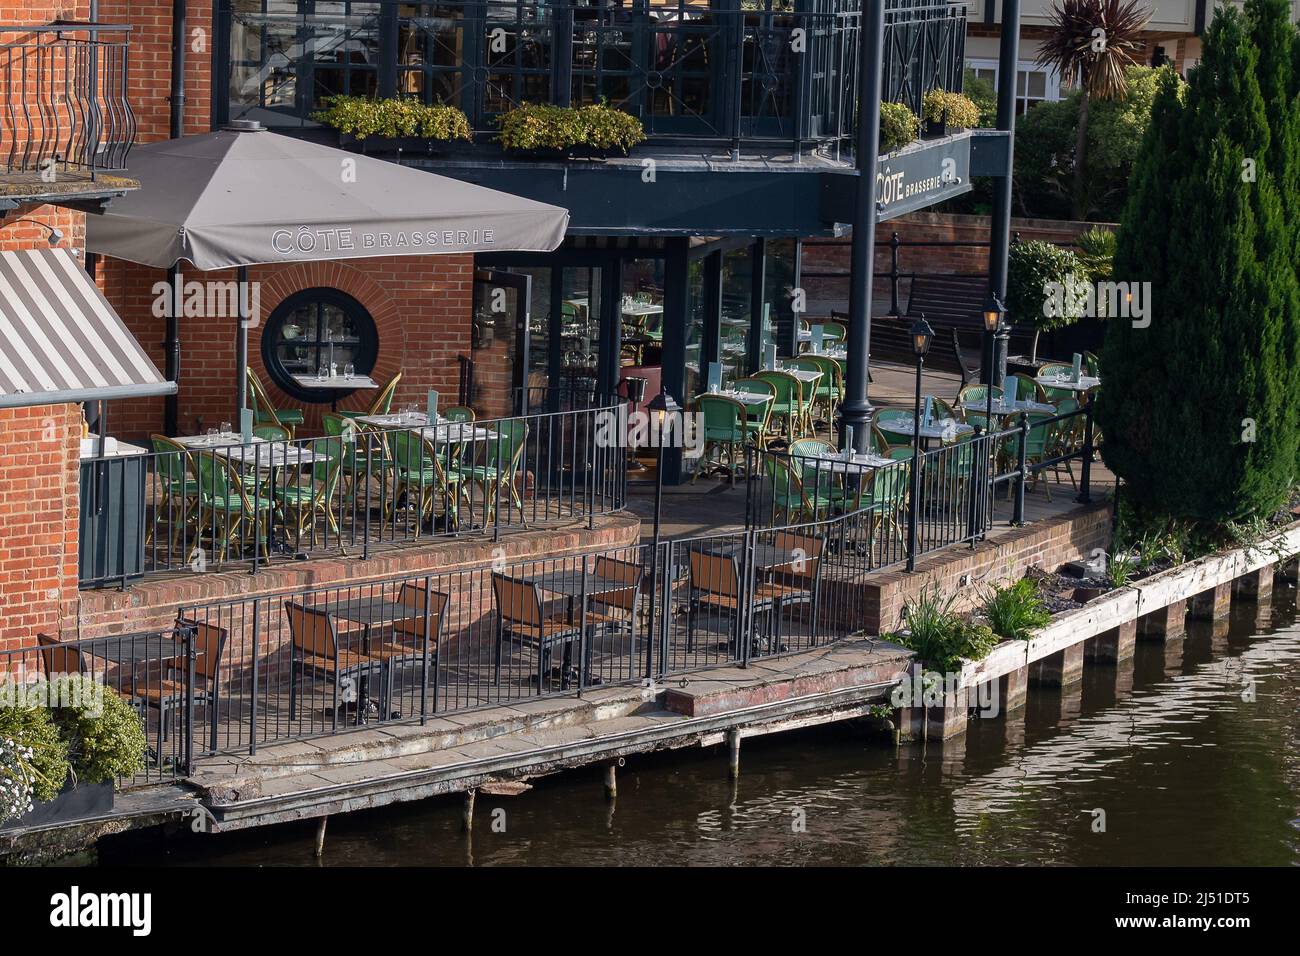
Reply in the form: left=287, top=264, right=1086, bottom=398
left=910, top=315, right=934, bottom=358
left=982, top=292, right=1005, bottom=333
left=646, top=388, right=680, bottom=551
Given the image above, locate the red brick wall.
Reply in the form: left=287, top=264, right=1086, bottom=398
left=98, top=0, right=212, bottom=141
left=100, top=255, right=475, bottom=441
left=801, top=212, right=1107, bottom=314
left=0, top=405, right=81, bottom=653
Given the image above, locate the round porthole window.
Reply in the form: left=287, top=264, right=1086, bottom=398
left=261, top=288, right=379, bottom=403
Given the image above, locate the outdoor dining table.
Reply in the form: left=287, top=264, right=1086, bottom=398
left=885, top=418, right=975, bottom=447
left=291, top=373, right=379, bottom=412
left=305, top=595, right=428, bottom=723
left=697, top=389, right=773, bottom=406
left=694, top=540, right=795, bottom=571
left=961, top=398, right=1057, bottom=417
left=357, top=412, right=502, bottom=444
left=801, top=451, right=893, bottom=474
left=1036, top=373, right=1100, bottom=393
left=509, top=567, right=639, bottom=687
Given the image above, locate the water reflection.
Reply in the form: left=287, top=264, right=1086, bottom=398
left=106, top=586, right=1300, bottom=867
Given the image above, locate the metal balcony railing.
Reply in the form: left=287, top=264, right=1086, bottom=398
left=0, top=23, right=136, bottom=179
left=221, top=1, right=967, bottom=155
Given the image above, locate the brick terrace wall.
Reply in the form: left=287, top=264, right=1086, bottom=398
left=74, top=514, right=641, bottom=663
left=99, top=255, right=475, bottom=441
left=851, top=501, right=1113, bottom=635
left=0, top=405, right=81, bottom=652
left=800, top=212, right=1107, bottom=315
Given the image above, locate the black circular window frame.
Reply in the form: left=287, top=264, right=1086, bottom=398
left=261, top=288, right=379, bottom=404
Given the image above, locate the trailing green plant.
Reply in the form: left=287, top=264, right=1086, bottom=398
left=921, top=88, right=982, bottom=129
left=311, top=95, right=472, bottom=142
left=1098, top=6, right=1300, bottom=528
left=0, top=700, right=70, bottom=823
left=890, top=583, right=998, bottom=671
left=46, top=675, right=147, bottom=785
left=981, top=577, right=1053, bottom=641
left=1006, top=239, right=1088, bottom=360
left=496, top=102, right=646, bottom=154
left=879, top=101, right=920, bottom=152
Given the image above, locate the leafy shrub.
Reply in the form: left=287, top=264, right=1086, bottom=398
left=921, top=89, right=982, bottom=129
left=496, top=102, right=646, bottom=154
left=1006, top=239, right=1089, bottom=358
left=982, top=577, right=1052, bottom=641
left=879, top=101, right=920, bottom=152
left=0, top=700, right=70, bottom=823
left=962, top=70, right=999, bottom=129
left=312, top=95, right=473, bottom=142
left=47, top=675, right=147, bottom=785
left=891, top=583, right=998, bottom=671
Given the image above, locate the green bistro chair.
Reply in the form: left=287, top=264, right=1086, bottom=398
left=846, top=459, right=909, bottom=545
left=1083, top=351, right=1100, bottom=378
left=754, top=370, right=802, bottom=444
left=246, top=367, right=305, bottom=438
left=1008, top=372, right=1045, bottom=404
left=796, top=355, right=841, bottom=425
left=192, top=449, right=274, bottom=562
left=1046, top=397, right=1083, bottom=489
left=875, top=409, right=915, bottom=447
left=929, top=394, right=959, bottom=423
left=1002, top=412, right=1057, bottom=501
left=324, top=412, right=385, bottom=505
left=461, top=418, right=528, bottom=523
left=789, top=436, right=838, bottom=506
left=788, top=359, right=823, bottom=432
left=340, top=371, right=402, bottom=421
left=956, top=383, right=1001, bottom=411
left=731, top=377, right=775, bottom=450
left=694, top=395, right=748, bottom=486
left=274, top=438, right=344, bottom=541
left=868, top=424, right=892, bottom=455
left=150, top=435, right=201, bottom=548
left=253, top=423, right=290, bottom=442
left=385, top=429, right=466, bottom=532
left=821, top=322, right=846, bottom=344
left=761, top=454, right=835, bottom=523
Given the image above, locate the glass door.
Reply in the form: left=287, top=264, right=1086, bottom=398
left=470, top=269, right=532, bottom=418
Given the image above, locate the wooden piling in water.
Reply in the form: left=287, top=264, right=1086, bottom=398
left=462, top=789, right=476, bottom=832
left=1234, top=565, right=1275, bottom=603
left=603, top=762, right=617, bottom=800
left=1189, top=581, right=1232, bottom=621
left=1085, top=619, right=1137, bottom=665
left=727, top=729, right=742, bottom=778
left=1029, top=643, right=1085, bottom=687
left=314, top=816, right=328, bottom=858
left=1139, top=599, right=1187, bottom=641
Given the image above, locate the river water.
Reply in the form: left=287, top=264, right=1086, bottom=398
left=107, top=586, right=1300, bottom=867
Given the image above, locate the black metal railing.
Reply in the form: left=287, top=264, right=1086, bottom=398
left=0, top=23, right=135, bottom=178
left=78, top=399, right=628, bottom=588
left=0, top=628, right=196, bottom=797
left=221, top=0, right=967, bottom=156
left=61, top=398, right=1095, bottom=767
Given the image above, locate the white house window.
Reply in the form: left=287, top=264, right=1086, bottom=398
left=966, top=59, right=1061, bottom=114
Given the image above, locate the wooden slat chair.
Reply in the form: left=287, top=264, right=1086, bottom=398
left=164, top=618, right=228, bottom=753
left=391, top=582, right=450, bottom=647
left=491, top=573, right=583, bottom=689
left=284, top=601, right=420, bottom=728
left=767, top=531, right=825, bottom=632
left=587, top=555, right=643, bottom=636
left=246, top=367, right=305, bottom=438
left=685, top=550, right=812, bottom=655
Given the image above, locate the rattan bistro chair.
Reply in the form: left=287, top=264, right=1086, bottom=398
left=246, top=367, right=305, bottom=438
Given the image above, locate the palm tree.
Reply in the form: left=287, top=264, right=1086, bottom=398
left=1035, top=0, right=1152, bottom=220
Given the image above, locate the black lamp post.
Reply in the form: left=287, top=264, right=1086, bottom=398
left=623, top=375, right=649, bottom=473
left=981, top=293, right=1006, bottom=429
left=907, top=316, right=933, bottom=571
left=645, top=388, right=679, bottom=681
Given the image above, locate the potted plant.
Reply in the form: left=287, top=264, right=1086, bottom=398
left=312, top=95, right=474, bottom=155
left=0, top=675, right=147, bottom=830
left=879, top=101, right=920, bottom=154
left=496, top=101, right=646, bottom=158
left=921, top=88, right=982, bottom=138
left=1006, top=238, right=1090, bottom=363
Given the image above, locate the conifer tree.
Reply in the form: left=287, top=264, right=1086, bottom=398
left=1096, top=6, right=1300, bottom=523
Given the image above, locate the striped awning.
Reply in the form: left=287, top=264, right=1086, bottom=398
left=0, top=248, right=174, bottom=409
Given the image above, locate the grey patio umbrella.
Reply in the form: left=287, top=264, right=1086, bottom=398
left=85, top=121, right=569, bottom=424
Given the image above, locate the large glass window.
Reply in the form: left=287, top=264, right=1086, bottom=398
left=262, top=288, right=379, bottom=401
left=965, top=59, right=1061, bottom=114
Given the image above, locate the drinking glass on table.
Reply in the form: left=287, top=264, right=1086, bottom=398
left=344, top=363, right=355, bottom=379
left=220, top=421, right=232, bottom=439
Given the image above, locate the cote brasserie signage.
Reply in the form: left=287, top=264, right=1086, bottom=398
left=270, top=226, right=499, bottom=257
left=874, top=136, right=972, bottom=222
